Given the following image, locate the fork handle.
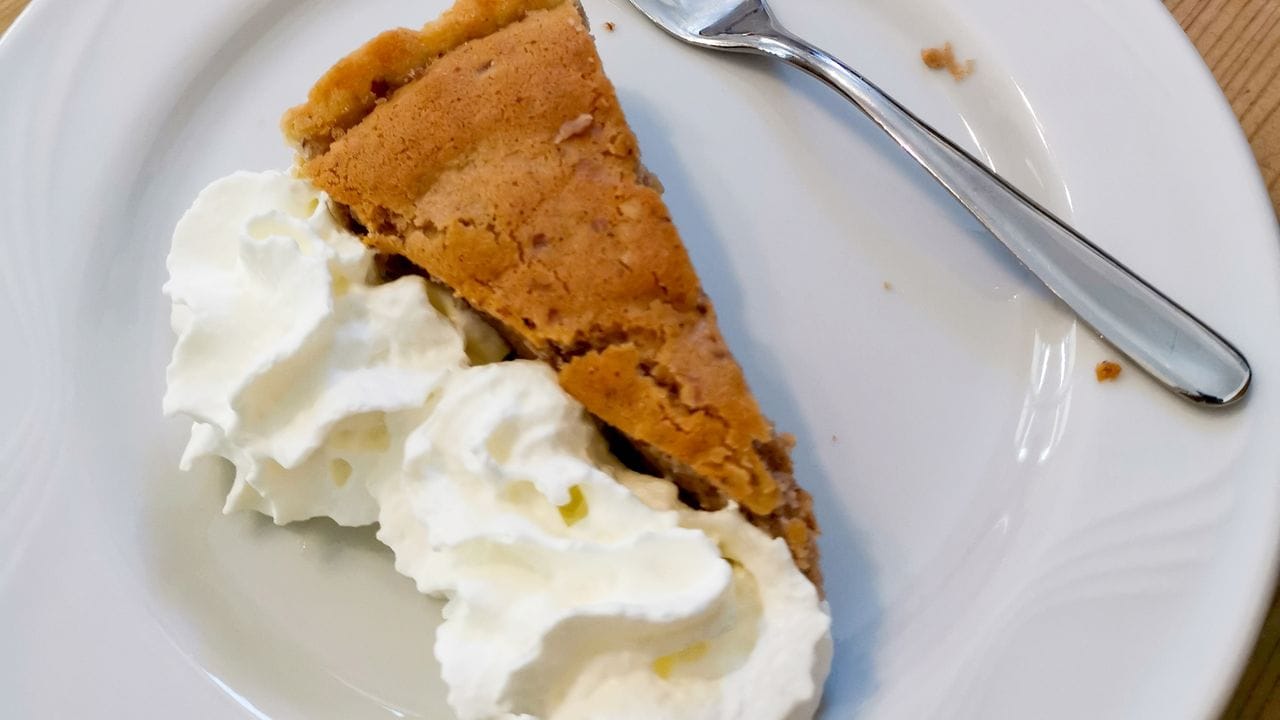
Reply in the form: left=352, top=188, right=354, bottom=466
left=733, top=22, right=1250, bottom=405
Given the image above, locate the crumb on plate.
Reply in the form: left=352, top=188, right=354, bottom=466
left=921, top=42, right=974, bottom=81
left=604, top=21, right=616, bottom=32
left=1095, top=360, right=1122, bottom=382
left=882, top=280, right=893, bottom=291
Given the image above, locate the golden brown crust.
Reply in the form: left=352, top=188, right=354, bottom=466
left=284, top=0, right=821, bottom=585
left=282, top=0, right=564, bottom=155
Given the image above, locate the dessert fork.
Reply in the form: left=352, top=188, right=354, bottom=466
left=623, top=0, right=1252, bottom=406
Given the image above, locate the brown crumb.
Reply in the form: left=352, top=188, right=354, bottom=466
left=921, top=42, right=974, bottom=81
left=882, top=281, right=893, bottom=291
left=603, top=21, right=615, bottom=32
left=831, top=434, right=838, bottom=444
left=1095, top=360, right=1122, bottom=382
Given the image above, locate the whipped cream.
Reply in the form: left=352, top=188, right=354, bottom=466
left=165, top=170, right=831, bottom=720
left=164, top=171, right=504, bottom=525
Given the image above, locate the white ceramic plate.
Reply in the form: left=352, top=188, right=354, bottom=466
left=2, top=0, right=1278, bottom=717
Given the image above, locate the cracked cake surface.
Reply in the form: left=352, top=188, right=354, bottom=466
left=282, top=0, right=821, bottom=585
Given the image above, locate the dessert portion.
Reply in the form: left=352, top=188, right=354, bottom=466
left=165, top=1, right=836, bottom=714
left=163, top=171, right=832, bottom=720
left=281, top=0, right=821, bottom=584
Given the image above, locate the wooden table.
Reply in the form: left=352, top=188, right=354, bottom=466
left=1, top=0, right=1278, bottom=716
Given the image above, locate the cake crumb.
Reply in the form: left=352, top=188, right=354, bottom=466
left=1095, top=360, right=1122, bottom=382
left=604, top=21, right=616, bottom=32
left=831, top=434, right=839, bottom=444
left=921, top=43, right=974, bottom=81
left=882, top=281, right=893, bottom=291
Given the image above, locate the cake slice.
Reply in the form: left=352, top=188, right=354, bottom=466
left=282, top=0, right=821, bottom=585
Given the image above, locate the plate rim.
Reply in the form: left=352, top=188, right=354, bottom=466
left=1, top=0, right=1279, bottom=717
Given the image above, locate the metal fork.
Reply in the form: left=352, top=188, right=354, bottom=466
left=623, top=0, right=1251, bottom=406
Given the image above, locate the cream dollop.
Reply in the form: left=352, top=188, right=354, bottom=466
left=164, top=171, right=505, bottom=525
left=165, top=171, right=831, bottom=720
left=376, top=361, right=833, bottom=720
